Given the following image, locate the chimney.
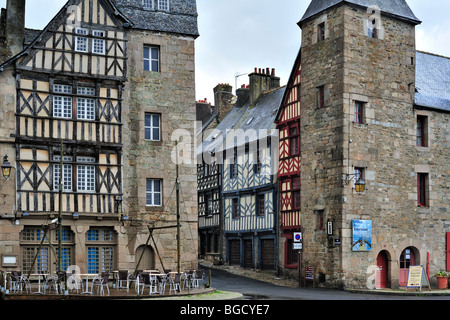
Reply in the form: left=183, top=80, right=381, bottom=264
left=236, top=84, right=249, bottom=108
left=249, top=67, right=280, bottom=106
left=213, top=83, right=234, bottom=122
left=5, top=0, right=26, bottom=57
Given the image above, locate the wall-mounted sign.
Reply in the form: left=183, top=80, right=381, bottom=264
left=293, top=232, right=302, bottom=243
left=352, top=220, right=372, bottom=251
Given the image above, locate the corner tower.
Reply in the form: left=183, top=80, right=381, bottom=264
left=298, top=0, right=421, bottom=288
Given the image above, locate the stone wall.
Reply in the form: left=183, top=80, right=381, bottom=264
left=300, top=4, right=449, bottom=289
left=121, top=30, right=199, bottom=271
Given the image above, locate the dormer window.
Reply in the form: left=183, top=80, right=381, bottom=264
left=158, top=0, right=169, bottom=11
left=143, top=0, right=169, bottom=11
left=143, top=0, right=153, bottom=9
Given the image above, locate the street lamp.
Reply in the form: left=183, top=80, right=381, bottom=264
left=1, top=155, right=12, bottom=180
left=345, top=174, right=366, bottom=194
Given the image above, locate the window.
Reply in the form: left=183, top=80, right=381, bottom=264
left=368, top=19, right=378, bottom=39
left=316, top=210, right=324, bottom=231
left=144, top=113, right=161, bottom=141
left=230, top=148, right=238, bottom=178
left=317, top=85, right=325, bottom=109
left=77, top=87, right=95, bottom=120
left=92, top=30, right=106, bottom=55
left=205, top=194, right=213, bottom=216
left=86, top=228, right=115, bottom=274
left=143, top=0, right=153, bottom=9
left=158, top=0, right=169, bottom=11
left=232, top=198, right=239, bottom=219
left=144, top=46, right=160, bottom=72
left=416, top=115, right=428, bottom=147
left=317, top=22, right=325, bottom=42
left=289, top=126, right=299, bottom=156
left=54, top=96, right=73, bottom=118
left=75, top=28, right=88, bottom=52
left=254, top=149, right=262, bottom=173
left=77, top=157, right=96, bottom=192
left=292, top=177, right=301, bottom=210
left=53, top=84, right=73, bottom=119
left=146, top=179, right=162, bottom=206
left=354, top=101, right=364, bottom=124
left=257, top=194, right=265, bottom=216
left=417, top=173, right=428, bottom=207
left=21, top=227, right=73, bottom=274
left=354, top=167, right=365, bottom=183
left=54, top=156, right=73, bottom=191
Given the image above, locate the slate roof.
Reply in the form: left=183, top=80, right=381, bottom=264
left=415, top=51, right=450, bottom=112
left=114, top=0, right=199, bottom=37
left=198, top=86, right=286, bottom=155
left=299, top=0, right=421, bottom=25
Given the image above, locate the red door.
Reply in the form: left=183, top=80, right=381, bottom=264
left=399, top=247, right=415, bottom=287
left=376, top=251, right=388, bottom=288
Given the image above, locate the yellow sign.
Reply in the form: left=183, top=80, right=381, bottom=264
left=407, top=266, right=423, bottom=287
left=406, top=266, right=431, bottom=291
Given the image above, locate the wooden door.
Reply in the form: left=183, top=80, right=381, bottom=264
left=244, top=240, right=253, bottom=268
left=229, top=240, right=240, bottom=266
left=399, top=247, right=415, bottom=287
left=376, top=251, right=388, bottom=288
left=261, top=239, right=275, bottom=270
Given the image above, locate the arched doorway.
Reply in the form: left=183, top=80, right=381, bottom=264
left=399, top=247, right=416, bottom=287
left=376, top=251, right=389, bottom=288
left=135, top=245, right=155, bottom=270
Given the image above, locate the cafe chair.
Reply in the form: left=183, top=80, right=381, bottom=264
left=92, top=272, right=110, bottom=296
left=169, top=273, right=182, bottom=294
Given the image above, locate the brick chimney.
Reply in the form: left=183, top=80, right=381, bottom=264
left=249, top=67, right=280, bottom=106
left=5, top=0, right=26, bottom=57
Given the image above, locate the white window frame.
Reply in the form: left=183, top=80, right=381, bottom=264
left=77, top=157, right=96, bottom=193
left=75, top=28, right=89, bottom=52
left=158, top=0, right=169, bottom=11
left=143, top=0, right=153, bottom=9
left=146, top=179, right=162, bottom=206
left=143, top=46, right=160, bottom=72
left=92, top=30, right=106, bottom=55
left=54, top=96, right=72, bottom=119
left=77, top=87, right=96, bottom=120
left=144, top=113, right=161, bottom=141
left=53, top=156, right=73, bottom=192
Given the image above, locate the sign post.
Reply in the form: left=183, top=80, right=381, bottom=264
left=293, top=232, right=302, bottom=287
left=406, top=265, right=431, bottom=292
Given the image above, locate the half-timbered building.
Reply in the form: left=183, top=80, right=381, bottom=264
left=275, top=51, right=302, bottom=275
left=0, top=0, right=199, bottom=275
left=196, top=84, right=233, bottom=263
left=200, top=69, right=284, bottom=270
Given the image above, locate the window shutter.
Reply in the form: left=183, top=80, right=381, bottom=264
left=447, top=232, right=450, bottom=271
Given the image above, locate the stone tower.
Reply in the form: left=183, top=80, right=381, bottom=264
left=298, top=0, right=424, bottom=289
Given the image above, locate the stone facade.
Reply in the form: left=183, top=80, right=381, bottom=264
left=299, top=2, right=449, bottom=289
left=122, top=29, right=199, bottom=271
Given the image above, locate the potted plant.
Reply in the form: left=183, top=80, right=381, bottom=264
left=435, top=271, right=448, bottom=289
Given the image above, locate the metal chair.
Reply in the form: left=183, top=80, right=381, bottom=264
left=9, top=271, right=22, bottom=293
left=169, top=273, right=182, bottom=294
left=183, top=270, right=194, bottom=289
left=116, top=270, right=129, bottom=289
left=92, top=272, right=110, bottom=296
left=192, top=269, right=205, bottom=288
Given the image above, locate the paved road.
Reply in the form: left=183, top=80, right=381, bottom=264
left=207, top=267, right=450, bottom=300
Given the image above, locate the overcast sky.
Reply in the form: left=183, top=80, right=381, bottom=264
left=1, top=0, right=449, bottom=103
